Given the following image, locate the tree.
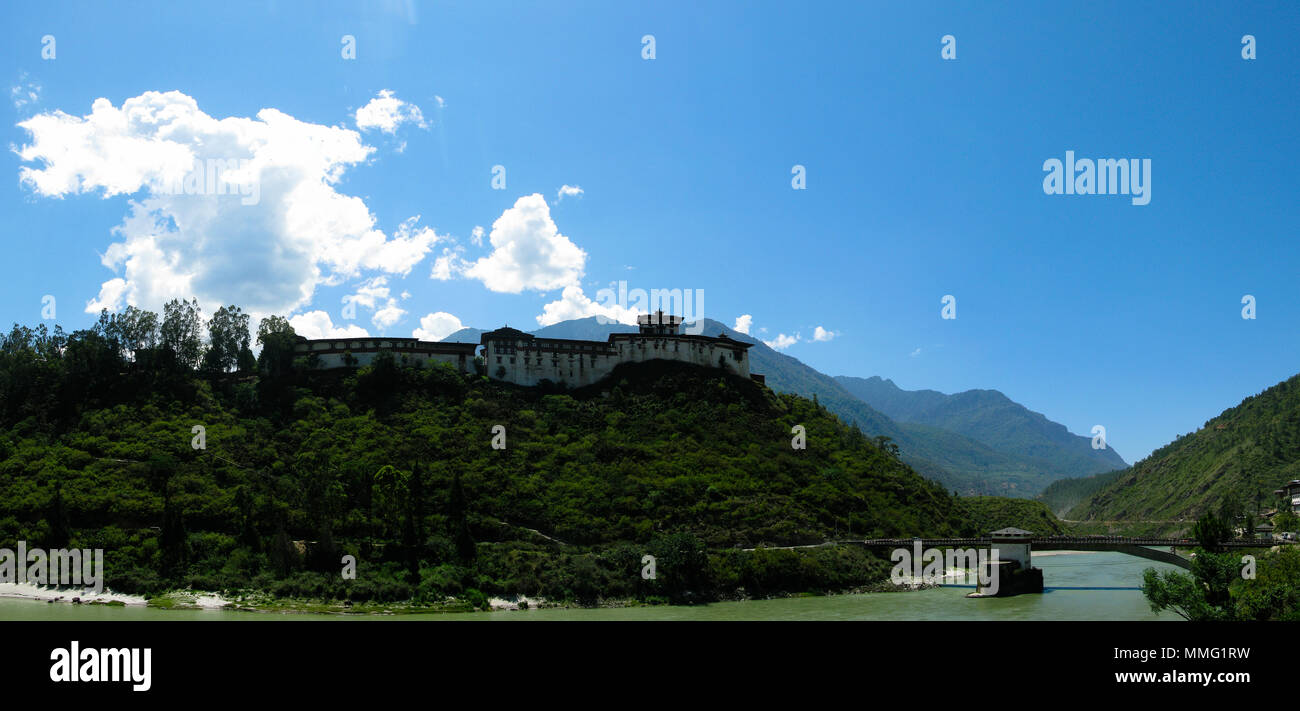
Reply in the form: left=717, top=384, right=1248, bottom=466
left=203, top=304, right=250, bottom=374
left=1192, top=511, right=1233, bottom=552
left=448, top=471, right=475, bottom=564
left=160, top=488, right=188, bottom=575
left=160, top=298, right=205, bottom=371
left=647, top=532, right=710, bottom=603
left=46, top=483, right=71, bottom=549
left=1142, top=551, right=1240, bottom=621
left=108, top=306, right=159, bottom=361
left=255, top=315, right=297, bottom=378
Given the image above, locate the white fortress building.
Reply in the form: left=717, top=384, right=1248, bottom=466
left=293, top=311, right=759, bottom=388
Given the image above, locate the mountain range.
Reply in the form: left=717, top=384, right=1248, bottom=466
left=1061, top=372, right=1300, bottom=534
left=444, top=317, right=1126, bottom=496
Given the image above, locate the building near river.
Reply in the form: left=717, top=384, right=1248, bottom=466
left=292, top=310, right=757, bottom=388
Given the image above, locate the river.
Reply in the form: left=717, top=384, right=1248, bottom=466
left=0, top=550, right=1183, bottom=621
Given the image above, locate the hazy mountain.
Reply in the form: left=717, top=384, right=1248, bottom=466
left=1066, top=373, right=1300, bottom=533
left=835, top=376, right=1128, bottom=480
left=441, top=316, right=1105, bottom=497
left=440, top=326, right=487, bottom=344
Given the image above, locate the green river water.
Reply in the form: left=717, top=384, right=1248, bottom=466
left=0, top=550, right=1183, bottom=621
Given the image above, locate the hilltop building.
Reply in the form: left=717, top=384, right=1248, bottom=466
left=292, top=336, right=478, bottom=371
left=292, top=310, right=757, bottom=388
left=1274, top=480, right=1300, bottom=513
left=482, top=310, right=752, bottom=387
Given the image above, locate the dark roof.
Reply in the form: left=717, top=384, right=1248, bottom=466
left=990, top=527, right=1035, bottom=538
left=481, top=327, right=533, bottom=340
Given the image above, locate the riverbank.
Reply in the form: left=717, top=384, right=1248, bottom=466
left=0, top=551, right=1187, bottom=621
left=2, top=574, right=932, bottom=616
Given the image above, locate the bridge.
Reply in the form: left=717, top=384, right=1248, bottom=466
left=851, top=535, right=1279, bottom=571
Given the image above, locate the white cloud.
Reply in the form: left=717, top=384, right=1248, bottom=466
left=812, top=326, right=836, bottom=342
left=910, top=347, right=922, bottom=358
left=342, top=276, right=407, bottom=330
left=430, top=246, right=470, bottom=281
left=434, top=95, right=446, bottom=108
left=556, top=184, right=583, bottom=201
left=537, top=285, right=640, bottom=327
left=290, top=310, right=369, bottom=339
left=372, top=302, right=406, bottom=329
left=764, top=333, right=800, bottom=350
left=15, top=90, right=442, bottom=320
left=733, top=314, right=752, bottom=335
left=470, top=225, right=485, bottom=246
left=86, top=278, right=128, bottom=313
left=10, top=75, right=40, bottom=110
left=464, top=193, right=586, bottom=293
left=413, top=311, right=465, bottom=341
left=354, top=89, right=427, bottom=134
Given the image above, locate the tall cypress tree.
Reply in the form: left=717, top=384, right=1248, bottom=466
left=448, top=471, right=475, bottom=564
left=46, top=482, right=71, bottom=549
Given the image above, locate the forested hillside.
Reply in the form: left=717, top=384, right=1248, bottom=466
left=458, top=317, right=1100, bottom=497
left=1067, top=373, right=1300, bottom=533
left=1036, top=469, right=1126, bottom=517
left=0, top=305, right=974, bottom=606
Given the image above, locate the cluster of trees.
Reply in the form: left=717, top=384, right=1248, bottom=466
left=0, top=301, right=301, bottom=428
left=0, top=314, right=980, bottom=606
left=1142, top=512, right=1300, bottom=620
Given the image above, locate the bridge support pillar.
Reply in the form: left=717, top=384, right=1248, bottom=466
left=969, top=527, right=1044, bottom=597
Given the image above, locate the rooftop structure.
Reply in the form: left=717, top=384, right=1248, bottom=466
left=293, top=313, right=762, bottom=389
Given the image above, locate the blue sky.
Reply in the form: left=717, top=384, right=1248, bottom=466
left=3, top=1, right=1298, bottom=464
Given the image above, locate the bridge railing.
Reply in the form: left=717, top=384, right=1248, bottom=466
left=853, top=537, right=1281, bottom=547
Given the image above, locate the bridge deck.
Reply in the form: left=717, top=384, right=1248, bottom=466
left=852, top=537, right=1277, bottom=549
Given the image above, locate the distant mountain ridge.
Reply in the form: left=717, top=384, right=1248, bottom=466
left=835, top=375, right=1127, bottom=483
left=441, top=316, right=1114, bottom=497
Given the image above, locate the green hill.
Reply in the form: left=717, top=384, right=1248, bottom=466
left=1066, top=373, right=1300, bottom=534
left=1036, top=469, right=1126, bottom=517
left=476, top=317, right=1113, bottom=497
left=0, top=316, right=976, bottom=605
left=958, top=496, right=1068, bottom=536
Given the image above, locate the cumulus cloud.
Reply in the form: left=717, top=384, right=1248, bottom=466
left=342, top=276, right=407, bottom=330
left=290, top=310, right=369, bottom=339
left=464, top=193, right=586, bottom=293
left=14, top=90, right=442, bottom=318
left=764, top=333, right=800, bottom=350
left=556, top=184, right=583, bottom=201
left=413, top=311, right=465, bottom=341
left=86, top=278, right=128, bottom=313
left=430, top=246, right=470, bottom=281
left=733, top=314, right=752, bottom=335
left=354, top=89, right=427, bottom=134
left=536, top=285, right=641, bottom=327
left=812, top=326, right=836, bottom=342
left=470, top=225, right=485, bottom=246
